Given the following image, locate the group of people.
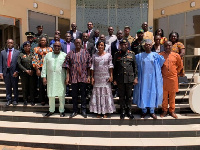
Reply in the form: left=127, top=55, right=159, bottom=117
left=0, top=21, right=184, bottom=120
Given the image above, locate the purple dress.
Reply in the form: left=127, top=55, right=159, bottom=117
left=89, top=53, right=116, bottom=114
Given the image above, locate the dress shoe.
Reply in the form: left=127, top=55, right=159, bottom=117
left=127, top=111, right=134, bottom=119
left=69, top=112, right=78, bottom=118
left=31, top=102, right=35, bottom=106
left=5, top=101, right=12, bottom=106
left=41, top=102, right=45, bottom=106
left=160, top=111, right=168, bottom=118
left=23, top=101, right=28, bottom=106
left=169, top=112, right=178, bottom=119
left=141, top=113, right=147, bottom=118
left=45, top=111, right=54, bottom=117
left=60, top=112, right=65, bottom=117
left=12, top=101, right=18, bottom=106
left=150, top=113, right=157, bottom=119
left=81, top=111, right=87, bottom=118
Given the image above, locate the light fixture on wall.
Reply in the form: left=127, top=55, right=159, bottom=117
left=161, top=10, right=165, bottom=15
left=190, top=1, right=195, bottom=8
left=60, top=10, right=64, bottom=15
left=33, top=2, right=38, bottom=8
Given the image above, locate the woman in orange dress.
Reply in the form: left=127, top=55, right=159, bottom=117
left=155, top=28, right=167, bottom=45
left=169, top=32, right=185, bottom=76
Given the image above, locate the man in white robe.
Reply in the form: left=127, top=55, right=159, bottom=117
left=41, top=41, right=67, bottom=117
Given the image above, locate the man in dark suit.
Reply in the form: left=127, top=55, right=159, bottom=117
left=82, top=32, right=96, bottom=56
left=61, top=33, right=75, bottom=54
left=111, top=30, right=124, bottom=98
left=85, top=22, right=95, bottom=43
left=111, top=30, right=123, bottom=61
left=68, top=23, right=82, bottom=42
left=0, top=39, right=20, bottom=106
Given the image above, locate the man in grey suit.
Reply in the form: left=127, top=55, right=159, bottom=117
left=68, top=23, right=82, bottom=42
left=0, top=39, right=20, bottom=106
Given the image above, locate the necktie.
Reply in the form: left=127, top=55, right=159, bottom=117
left=7, top=49, right=12, bottom=68
left=88, top=30, right=90, bottom=37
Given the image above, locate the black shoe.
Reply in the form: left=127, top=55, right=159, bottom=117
left=150, top=113, right=157, bottom=119
left=23, top=101, right=28, bottom=106
left=69, top=112, right=78, bottom=118
left=31, top=102, right=35, bottom=106
left=5, top=101, right=12, bottom=106
left=41, top=102, right=45, bottom=106
left=12, top=101, right=18, bottom=106
left=127, top=112, right=134, bottom=119
left=60, top=112, right=65, bottom=117
left=82, top=111, right=87, bottom=118
left=120, top=113, right=125, bottom=119
left=45, top=111, right=54, bottom=117
left=141, top=113, right=147, bottom=118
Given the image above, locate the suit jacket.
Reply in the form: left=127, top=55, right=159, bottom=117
left=61, top=42, right=75, bottom=54
left=0, top=49, right=20, bottom=76
left=151, top=44, right=165, bottom=53
left=111, top=40, right=119, bottom=59
left=86, top=29, right=95, bottom=43
left=67, top=30, right=82, bottom=42
left=82, top=41, right=96, bottom=56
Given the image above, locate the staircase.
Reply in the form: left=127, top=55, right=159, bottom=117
left=0, top=74, right=200, bottom=149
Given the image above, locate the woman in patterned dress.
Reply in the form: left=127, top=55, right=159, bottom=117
left=89, top=40, right=116, bottom=118
left=155, top=28, right=168, bottom=45
left=169, top=32, right=185, bottom=76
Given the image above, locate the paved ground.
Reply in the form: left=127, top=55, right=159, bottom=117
left=0, top=145, right=53, bottom=150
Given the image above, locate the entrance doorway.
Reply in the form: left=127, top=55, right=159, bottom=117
left=0, top=18, right=20, bottom=50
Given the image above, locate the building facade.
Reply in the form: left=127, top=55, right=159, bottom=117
left=0, top=0, right=199, bottom=71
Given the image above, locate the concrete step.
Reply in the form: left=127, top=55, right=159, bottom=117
left=0, top=111, right=200, bottom=125
left=0, top=101, right=193, bottom=114
left=1, top=120, right=200, bottom=138
left=0, top=132, right=200, bottom=150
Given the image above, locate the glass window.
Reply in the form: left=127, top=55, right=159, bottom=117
left=154, top=17, right=168, bottom=38
left=185, top=36, right=200, bottom=55
left=184, top=56, right=200, bottom=71
left=169, top=13, right=185, bottom=37
left=186, top=9, right=200, bottom=36
left=28, top=10, right=56, bottom=37
left=58, top=17, right=70, bottom=39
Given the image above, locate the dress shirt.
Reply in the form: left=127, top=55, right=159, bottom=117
left=116, top=40, right=120, bottom=50
left=105, top=35, right=117, bottom=45
left=67, top=42, right=71, bottom=54
left=73, top=30, right=77, bottom=39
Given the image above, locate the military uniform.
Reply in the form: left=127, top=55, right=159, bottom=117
left=35, top=33, right=49, bottom=44
left=113, top=40, right=138, bottom=119
left=34, top=25, right=49, bottom=44
left=20, top=32, right=38, bottom=53
left=131, top=39, right=145, bottom=55
left=17, top=49, right=37, bottom=105
left=124, top=35, right=135, bottom=46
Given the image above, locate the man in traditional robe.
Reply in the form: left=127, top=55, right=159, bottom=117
left=41, top=41, right=67, bottom=117
left=160, top=41, right=183, bottom=119
left=133, top=39, right=165, bottom=119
